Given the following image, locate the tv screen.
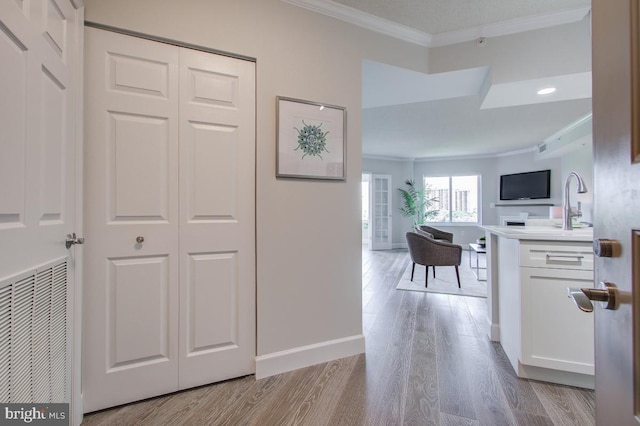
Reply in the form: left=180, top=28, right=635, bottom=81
left=500, top=170, right=551, bottom=200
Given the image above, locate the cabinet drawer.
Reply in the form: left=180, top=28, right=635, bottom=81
left=519, top=241, right=593, bottom=270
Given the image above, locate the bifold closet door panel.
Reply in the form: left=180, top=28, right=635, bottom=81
left=177, top=47, right=256, bottom=390
left=83, top=27, right=181, bottom=413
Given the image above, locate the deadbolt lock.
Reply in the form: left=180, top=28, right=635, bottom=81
left=593, top=239, right=621, bottom=257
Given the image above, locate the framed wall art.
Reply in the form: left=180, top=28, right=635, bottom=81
left=276, top=96, right=346, bottom=180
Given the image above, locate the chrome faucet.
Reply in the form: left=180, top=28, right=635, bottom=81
left=562, top=171, right=588, bottom=230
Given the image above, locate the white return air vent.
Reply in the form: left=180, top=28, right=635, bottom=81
left=536, top=113, right=592, bottom=159
left=538, top=143, right=547, bottom=154
left=0, top=259, right=68, bottom=403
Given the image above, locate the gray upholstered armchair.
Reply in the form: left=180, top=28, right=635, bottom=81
left=415, top=225, right=453, bottom=243
left=405, top=231, right=462, bottom=288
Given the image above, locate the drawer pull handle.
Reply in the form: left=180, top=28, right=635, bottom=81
left=546, top=254, right=584, bottom=261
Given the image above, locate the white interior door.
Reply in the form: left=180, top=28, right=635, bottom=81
left=177, top=47, right=255, bottom=389
left=592, top=0, right=640, bottom=423
left=0, top=0, right=81, bottom=407
left=83, top=28, right=255, bottom=412
left=370, top=174, right=392, bottom=250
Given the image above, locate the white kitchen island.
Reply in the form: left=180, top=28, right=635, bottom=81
left=481, top=225, right=595, bottom=389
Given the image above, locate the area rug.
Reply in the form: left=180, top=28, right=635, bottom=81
left=396, top=252, right=487, bottom=298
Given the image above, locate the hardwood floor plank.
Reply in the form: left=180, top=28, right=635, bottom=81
left=177, top=376, right=256, bottom=425
left=133, top=385, right=217, bottom=426
left=447, top=295, right=482, bottom=338
left=460, top=335, right=517, bottom=426
left=439, top=412, right=479, bottom=425
left=513, top=410, right=555, bottom=426
left=366, top=291, right=419, bottom=425
left=210, top=372, right=295, bottom=425
left=82, top=386, right=205, bottom=426
left=328, top=354, right=377, bottom=426
left=403, top=295, right=439, bottom=426
left=486, top=340, right=549, bottom=417
left=531, top=381, right=596, bottom=426
left=434, top=301, right=477, bottom=420
left=249, top=362, right=330, bottom=425
left=284, top=356, right=359, bottom=425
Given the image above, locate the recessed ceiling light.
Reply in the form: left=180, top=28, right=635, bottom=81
left=537, top=87, right=556, bottom=95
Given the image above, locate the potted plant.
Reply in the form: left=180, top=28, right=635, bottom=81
left=477, top=236, right=486, bottom=247
left=398, top=179, right=428, bottom=226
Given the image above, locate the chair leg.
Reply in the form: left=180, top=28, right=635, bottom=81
left=410, top=262, right=416, bottom=281
left=433, top=266, right=436, bottom=278
left=455, top=266, right=461, bottom=288
left=425, top=266, right=429, bottom=288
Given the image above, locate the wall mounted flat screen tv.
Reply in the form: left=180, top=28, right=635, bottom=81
left=500, top=169, right=551, bottom=200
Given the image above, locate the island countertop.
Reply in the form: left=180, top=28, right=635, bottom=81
left=481, top=225, right=593, bottom=242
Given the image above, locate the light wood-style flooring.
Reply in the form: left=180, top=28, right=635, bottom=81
left=82, top=248, right=595, bottom=426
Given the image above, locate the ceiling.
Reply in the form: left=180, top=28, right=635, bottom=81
left=284, top=0, right=593, bottom=159
left=330, top=0, right=590, bottom=36
left=362, top=60, right=592, bottom=159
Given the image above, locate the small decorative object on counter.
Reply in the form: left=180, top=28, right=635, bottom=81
left=477, top=236, right=486, bottom=247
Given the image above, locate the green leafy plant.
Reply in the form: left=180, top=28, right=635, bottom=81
left=398, top=179, right=427, bottom=226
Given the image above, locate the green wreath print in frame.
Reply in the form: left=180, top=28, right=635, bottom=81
left=276, top=96, right=346, bottom=180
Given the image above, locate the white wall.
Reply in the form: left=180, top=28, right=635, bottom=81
left=84, top=0, right=430, bottom=374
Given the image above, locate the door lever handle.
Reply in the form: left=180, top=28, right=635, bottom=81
left=567, top=282, right=619, bottom=312
left=567, top=287, right=594, bottom=312
left=65, top=232, right=85, bottom=249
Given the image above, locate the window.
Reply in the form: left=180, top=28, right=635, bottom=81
left=423, top=175, right=480, bottom=223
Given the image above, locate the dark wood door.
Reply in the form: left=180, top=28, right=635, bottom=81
left=592, top=0, right=640, bottom=424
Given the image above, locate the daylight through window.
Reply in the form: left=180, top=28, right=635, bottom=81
left=423, top=175, right=480, bottom=223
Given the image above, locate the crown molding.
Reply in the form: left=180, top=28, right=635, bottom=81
left=281, top=0, right=590, bottom=48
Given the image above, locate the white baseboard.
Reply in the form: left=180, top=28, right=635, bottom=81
left=489, top=322, right=500, bottom=342
left=255, top=334, right=365, bottom=380
left=392, top=242, right=408, bottom=249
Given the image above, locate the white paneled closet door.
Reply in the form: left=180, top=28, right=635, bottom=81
left=83, top=28, right=256, bottom=412
left=177, top=48, right=256, bottom=389
left=0, top=0, right=82, bottom=410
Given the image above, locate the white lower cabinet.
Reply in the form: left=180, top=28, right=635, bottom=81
left=498, top=239, right=595, bottom=389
